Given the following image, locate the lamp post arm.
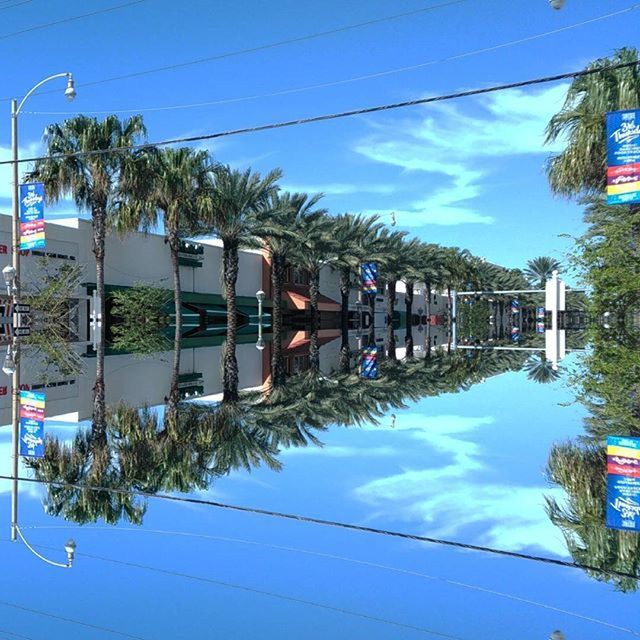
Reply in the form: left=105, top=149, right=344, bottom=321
left=15, top=72, right=72, bottom=115
left=15, top=525, right=70, bottom=569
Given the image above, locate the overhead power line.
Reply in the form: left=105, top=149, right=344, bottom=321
left=0, top=599, right=147, bottom=640
left=0, top=0, right=33, bottom=12
left=1, top=59, right=639, bottom=169
left=3, top=473, right=639, bottom=582
left=0, top=0, right=145, bottom=42
left=24, top=524, right=640, bottom=637
left=0, top=0, right=465, bottom=104
left=24, top=4, right=640, bottom=116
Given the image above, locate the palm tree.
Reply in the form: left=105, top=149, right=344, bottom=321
left=546, top=47, right=640, bottom=197
left=292, top=211, right=334, bottom=373
left=118, top=147, right=211, bottom=416
left=30, top=115, right=147, bottom=437
left=205, top=166, right=282, bottom=401
left=524, top=354, right=561, bottom=384
left=546, top=442, right=640, bottom=592
left=255, top=192, right=323, bottom=388
left=524, top=256, right=562, bottom=288
left=331, top=213, right=383, bottom=372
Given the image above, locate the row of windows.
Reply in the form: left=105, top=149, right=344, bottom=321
left=32, top=379, right=76, bottom=390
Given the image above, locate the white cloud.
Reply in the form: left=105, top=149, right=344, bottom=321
left=281, top=182, right=397, bottom=196
left=281, top=444, right=397, bottom=458
left=353, top=84, right=568, bottom=227
left=353, top=413, right=568, bottom=556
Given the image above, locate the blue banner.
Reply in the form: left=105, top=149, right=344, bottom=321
left=361, top=263, right=377, bottom=295
left=606, top=110, right=640, bottom=205
left=360, top=347, right=378, bottom=379
left=19, top=417, right=44, bottom=458
left=606, top=435, right=640, bottom=531
left=511, top=299, right=520, bottom=314
left=19, top=182, right=45, bottom=250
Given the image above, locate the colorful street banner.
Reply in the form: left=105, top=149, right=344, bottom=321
left=606, top=436, right=640, bottom=531
left=536, top=321, right=546, bottom=334
left=18, top=390, right=45, bottom=458
left=510, top=299, right=520, bottom=313
left=536, top=307, right=546, bottom=319
left=19, top=182, right=45, bottom=250
left=510, top=326, right=520, bottom=342
left=361, top=262, right=377, bottom=295
left=360, top=347, right=378, bottom=379
left=606, top=110, right=640, bottom=205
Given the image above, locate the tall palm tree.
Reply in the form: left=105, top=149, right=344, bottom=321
left=524, top=354, right=561, bottom=384
left=292, top=211, right=333, bottom=373
left=546, top=47, right=640, bottom=197
left=255, top=192, right=324, bottom=388
left=524, top=256, right=562, bottom=288
left=118, top=147, right=211, bottom=417
left=206, top=166, right=282, bottom=401
left=30, top=115, right=147, bottom=437
left=331, top=213, right=383, bottom=372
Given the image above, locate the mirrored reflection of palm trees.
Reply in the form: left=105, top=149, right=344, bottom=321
left=524, top=354, right=561, bottom=384
left=546, top=442, right=640, bottom=592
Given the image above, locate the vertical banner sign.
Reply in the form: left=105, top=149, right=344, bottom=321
left=606, top=436, right=640, bottom=531
left=361, top=262, right=377, bottom=295
left=18, top=390, right=45, bottom=458
left=510, top=326, right=520, bottom=342
left=536, top=307, right=546, bottom=334
left=510, top=299, right=520, bottom=314
left=360, top=347, right=378, bottom=379
left=19, top=182, right=46, bottom=250
left=606, top=110, right=640, bottom=205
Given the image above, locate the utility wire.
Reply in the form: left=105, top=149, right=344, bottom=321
left=24, top=4, right=639, bottom=116
left=1, top=59, right=639, bottom=168
left=0, top=0, right=33, bottom=12
left=2, top=473, right=638, bottom=581
left=0, top=0, right=145, bottom=42
left=0, top=0, right=465, bottom=103
left=24, top=525, right=640, bottom=637
left=0, top=630, right=35, bottom=640
left=0, top=600, right=147, bottom=640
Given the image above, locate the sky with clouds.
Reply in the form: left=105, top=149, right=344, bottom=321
left=0, top=0, right=638, bottom=271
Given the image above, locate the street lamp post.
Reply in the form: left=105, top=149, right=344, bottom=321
left=256, top=290, right=265, bottom=350
left=8, top=72, right=76, bottom=543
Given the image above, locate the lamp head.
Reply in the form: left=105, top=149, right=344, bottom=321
left=256, top=337, right=265, bottom=351
left=64, top=75, right=76, bottom=102
left=256, top=290, right=266, bottom=302
left=549, top=0, right=566, bottom=8
left=2, top=265, right=16, bottom=288
left=549, top=632, right=566, bottom=640
left=2, top=352, right=15, bottom=376
left=65, top=539, right=77, bottom=566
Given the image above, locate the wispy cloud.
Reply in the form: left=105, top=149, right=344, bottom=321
left=281, top=182, right=397, bottom=196
left=353, top=413, right=567, bottom=556
left=353, top=84, right=568, bottom=227
left=281, top=444, right=397, bottom=458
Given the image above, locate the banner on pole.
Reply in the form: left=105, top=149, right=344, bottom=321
left=360, top=347, right=378, bottom=379
left=510, top=299, right=520, bottom=314
left=19, top=182, right=45, bottom=250
left=361, top=262, right=377, bottom=295
left=606, top=110, right=640, bottom=205
left=19, top=390, right=45, bottom=458
left=606, top=436, right=640, bottom=531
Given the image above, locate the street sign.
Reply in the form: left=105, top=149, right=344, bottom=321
left=606, top=110, right=640, bottom=205
left=14, top=304, right=30, bottom=314
left=19, top=182, right=46, bottom=250
left=606, top=436, right=640, bottom=531
left=14, top=327, right=30, bottom=337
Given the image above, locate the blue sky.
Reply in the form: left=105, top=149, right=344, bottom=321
left=0, top=0, right=638, bottom=271
left=1, top=355, right=639, bottom=638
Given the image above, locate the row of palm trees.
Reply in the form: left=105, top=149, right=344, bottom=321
left=27, top=113, right=529, bottom=429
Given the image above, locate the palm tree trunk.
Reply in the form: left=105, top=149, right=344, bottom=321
left=340, top=267, right=350, bottom=373
left=166, top=226, right=182, bottom=428
left=271, top=253, right=286, bottom=388
left=223, top=239, right=239, bottom=402
left=92, top=206, right=106, bottom=443
left=405, top=280, right=414, bottom=359
left=387, top=279, right=396, bottom=360
left=309, top=264, right=320, bottom=373
left=425, top=279, right=432, bottom=357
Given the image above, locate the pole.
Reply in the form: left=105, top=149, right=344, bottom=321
left=10, top=99, right=19, bottom=542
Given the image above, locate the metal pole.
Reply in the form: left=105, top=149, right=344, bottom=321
left=10, top=99, right=19, bottom=542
